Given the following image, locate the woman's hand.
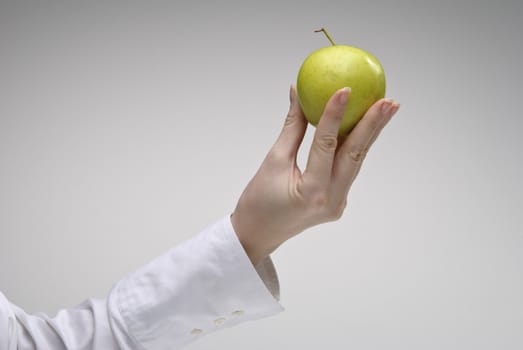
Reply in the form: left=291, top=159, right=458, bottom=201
left=231, top=85, right=400, bottom=265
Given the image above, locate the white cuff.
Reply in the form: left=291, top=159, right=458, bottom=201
left=110, top=216, right=284, bottom=350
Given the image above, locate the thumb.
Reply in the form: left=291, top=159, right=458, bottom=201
left=272, top=85, right=308, bottom=160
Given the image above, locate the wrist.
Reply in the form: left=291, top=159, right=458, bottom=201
left=230, top=213, right=275, bottom=266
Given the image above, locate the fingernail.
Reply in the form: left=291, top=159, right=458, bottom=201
left=390, top=103, right=400, bottom=118
left=381, top=99, right=394, bottom=117
left=339, top=87, right=351, bottom=105
left=289, top=84, right=295, bottom=103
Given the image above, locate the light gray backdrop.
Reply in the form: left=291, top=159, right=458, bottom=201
left=1, top=0, right=522, bottom=349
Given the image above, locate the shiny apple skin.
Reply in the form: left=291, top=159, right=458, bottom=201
left=297, top=45, right=386, bottom=135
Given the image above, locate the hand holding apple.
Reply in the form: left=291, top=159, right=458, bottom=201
left=231, top=83, right=399, bottom=266
left=297, top=28, right=386, bottom=135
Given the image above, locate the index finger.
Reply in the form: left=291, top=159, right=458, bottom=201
left=303, top=87, right=350, bottom=187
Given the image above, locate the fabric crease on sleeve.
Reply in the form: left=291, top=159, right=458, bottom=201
left=0, top=215, right=283, bottom=350
left=111, top=215, right=284, bottom=350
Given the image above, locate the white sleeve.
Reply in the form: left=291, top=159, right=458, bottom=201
left=0, top=216, right=284, bottom=350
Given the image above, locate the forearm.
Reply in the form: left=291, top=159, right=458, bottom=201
left=0, top=216, right=283, bottom=350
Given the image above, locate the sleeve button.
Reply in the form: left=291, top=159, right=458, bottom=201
left=214, top=317, right=227, bottom=326
left=190, top=328, right=203, bottom=335
left=231, top=310, right=245, bottom=317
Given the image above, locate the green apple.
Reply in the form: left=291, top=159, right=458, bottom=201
left=297, top=28, right=386, bottom=135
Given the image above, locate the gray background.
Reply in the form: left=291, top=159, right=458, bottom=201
left=1, top=0, right=522, bottom=349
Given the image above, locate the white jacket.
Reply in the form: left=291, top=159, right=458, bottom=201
left=0, top=216, right=284, bottom=350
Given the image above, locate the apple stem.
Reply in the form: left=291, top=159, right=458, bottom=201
left=314, top=28, right=336, bottom=46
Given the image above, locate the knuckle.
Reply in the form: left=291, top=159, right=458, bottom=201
left=326, top=111, right=343, bottom=123
left=266, top=148, right=285, bottom=164
left=284, top=110, right=298, bottom=127
left=347, top=144, right=370, bottom=163
left=308, top=189, right=329, bottom=209
left=367, top=118, right=381, bottom=131
left=328, top=200, right=347, bottom=221
left=315, top=134, right=338, bottom=153
left=309, top=190, right=347, bottom=222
